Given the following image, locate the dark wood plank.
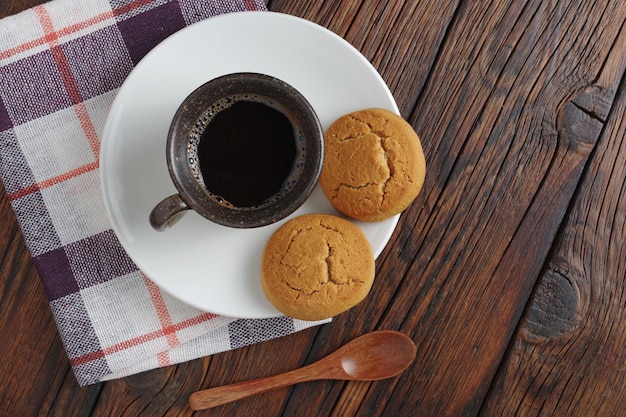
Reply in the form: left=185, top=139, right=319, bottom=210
left=482, top=20, right=626, bottom=417
left=276, top=0, right=626, bottom=416
left=373, top=1, right=626, bottom=415
left=342, top=1, right=461, bottom=117
left=1, top=0, right=625, bottom=416
left=0, top=0, right=43, bottom=17
left=266, top=2, right=464, bottom=416
left=269, top=0, right=362, bottom=36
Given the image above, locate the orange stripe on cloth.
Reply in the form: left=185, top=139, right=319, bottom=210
left=56, top=11, right=115, bottom=38
left=0, top=0, right=152, bottom=61
left=33, top=6, right=101, bottom=158
left=7, top=161, right=99, bottom=201
left=243, top=0, right=261, bottom=10
left=0, top=38, right=47, bottom=62
left=69, top=311, right=219, bottom=367
left=0, top=10, right=113, bottom=61
left=157, top=351, right=170, bottom=367
left=142, top=273, right=182, bottom=348
left=73, top=103, right=101, bottom=161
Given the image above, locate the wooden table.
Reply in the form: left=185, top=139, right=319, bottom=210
left=2, top=0, right=625, bottom=416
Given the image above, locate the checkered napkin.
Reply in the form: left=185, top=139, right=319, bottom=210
left=0, top=0, right=328, bottom=386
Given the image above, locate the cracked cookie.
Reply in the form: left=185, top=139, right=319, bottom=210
left=319, top=108, right=426, bottom=221
left=261, top=213, right=374, bottom=321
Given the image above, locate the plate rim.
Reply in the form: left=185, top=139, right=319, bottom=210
left=100, top=10, right=400, bottom=319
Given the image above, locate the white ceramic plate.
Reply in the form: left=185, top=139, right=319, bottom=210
left=100, top=11, right=399, bottom=319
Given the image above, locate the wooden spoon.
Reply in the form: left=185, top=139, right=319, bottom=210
left=189, top=330, right=416, bottom=410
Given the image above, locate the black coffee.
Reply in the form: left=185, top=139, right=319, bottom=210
left=196, top=100, right=297, bottom=208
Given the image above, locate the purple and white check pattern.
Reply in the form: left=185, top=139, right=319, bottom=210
left=0, top=0, right=328, bottom=386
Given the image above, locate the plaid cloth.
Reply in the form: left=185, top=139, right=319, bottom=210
left=0, top=0, right=329, bottom=386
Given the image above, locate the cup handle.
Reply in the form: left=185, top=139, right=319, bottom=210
left=149, top=194, right=190, bottom=231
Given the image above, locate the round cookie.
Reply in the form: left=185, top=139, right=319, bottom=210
left=320, top=108, right=426, bottom=221
left=261, top=213, right=374, bottom=321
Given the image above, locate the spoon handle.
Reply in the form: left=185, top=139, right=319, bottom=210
left=189, top=365, right=319, bottom=410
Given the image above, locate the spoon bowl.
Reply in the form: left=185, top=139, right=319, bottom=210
left=189, top=330, right=416, bottom=410
left=331, top=330, right=416, bottom=380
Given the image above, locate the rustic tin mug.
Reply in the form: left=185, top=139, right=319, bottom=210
left=149, top=72, right=324, bottom=231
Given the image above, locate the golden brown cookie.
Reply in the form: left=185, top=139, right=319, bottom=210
left=319, top=108, right=426, bottom=221
left=261, top=213, right=374, bottom=321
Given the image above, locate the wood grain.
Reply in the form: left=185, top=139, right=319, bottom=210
left=482, top=21, right=626, bottom=416
left=276, top=0, right=626, bottom=416
left=1, top=0, right=625, bottom=416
